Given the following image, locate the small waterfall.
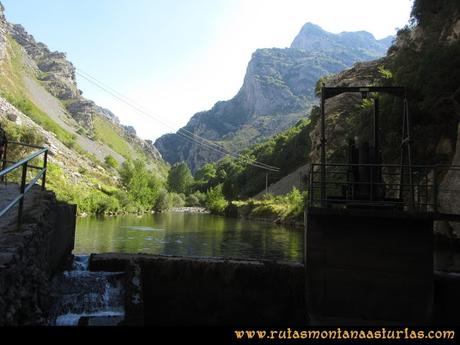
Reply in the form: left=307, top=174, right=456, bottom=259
left=48, top=255, right=125, bottom=326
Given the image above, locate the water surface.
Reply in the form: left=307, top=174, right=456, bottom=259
left=75, top=213, right=303, bottom=262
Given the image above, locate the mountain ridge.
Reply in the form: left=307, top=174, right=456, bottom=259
left=155, top=23, right=393, bottom=172
left=4, top=15, right=162, bottom=164
left=0, top=1, right=168, bottom=215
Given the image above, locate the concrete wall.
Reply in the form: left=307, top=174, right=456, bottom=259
left=305, top=208, right=433, bottom=325
left=0, top=186, right=76, bottom=325
left=89, top=254, right=307, bottom=326
left=433, top=271, right=460, bottom=324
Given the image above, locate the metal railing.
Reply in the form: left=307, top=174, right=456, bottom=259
left=0, top=141, right=49, bottom=224
left=308, top=163, right=460, bottom=215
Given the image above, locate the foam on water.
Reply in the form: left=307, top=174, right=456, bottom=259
left=121, top=226, right=164, bottom=232
left=49, top=255, right=125, bottom=326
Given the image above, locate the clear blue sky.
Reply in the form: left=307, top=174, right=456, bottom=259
left=1, top=0, right=413, bottom=140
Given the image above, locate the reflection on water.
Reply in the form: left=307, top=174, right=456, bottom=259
left=75, top=213, right=303, bottom=262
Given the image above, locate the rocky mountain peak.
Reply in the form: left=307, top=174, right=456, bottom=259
left=155, top=23, right=393, bottom=172
left=0, top=2, right=163, bottom=164
left=296, top=22, right=327, bottom=36
left=290, top=23, right=392, bottom=66
left=7, top=23, right=80, bottom=101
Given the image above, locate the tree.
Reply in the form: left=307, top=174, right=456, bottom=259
left=119, top=159, right=161, bottom=209
left=205, top=184, right=228, bottom=214
left=195, top=163, right=217, bottom=182
left=167, top=162, right=193, bottom=194
left=154, top=189, right=171, bottom=212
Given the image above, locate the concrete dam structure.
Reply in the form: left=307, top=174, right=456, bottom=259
left=0, top=185, right=76, bottom=325
left=304, top=86, right=460, bottom=325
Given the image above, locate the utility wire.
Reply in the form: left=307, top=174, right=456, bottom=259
left=75, top=69, right=280, bottom=172
left=77, top=69, right=279, bottom=171
left=77, top=70, right=278, bottom=172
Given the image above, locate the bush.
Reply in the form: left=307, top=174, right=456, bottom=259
left=167, top=162, right=194, bottom=194
left=79, top=192, right=120, bottom=215
left=170, top=193, right=186, bottom=207
left=113, top=190, right=130, bottom=209
left=205, top=184, right=228, bottom=215
left=104, top=155, right=119, bottom=169
left=154, top=189, right=171, bottom=213
left=186, top=194, right=201, bottom=207
left=119, top=159, right=161, bottom=210
left=235, top=188, right=306, bottom=222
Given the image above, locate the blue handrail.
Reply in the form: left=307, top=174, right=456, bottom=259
left=0, top=142, right=48, bottom=224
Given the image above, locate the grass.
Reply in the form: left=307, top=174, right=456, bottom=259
left=232, top=188, right=306, bottom=224
left=0, top=35, right=169, bottom=214
left=93, top=115, right=137, bottom=159
left=7, top=95, right=78, bottom=148
left=0, top=36, right=80, bottom=149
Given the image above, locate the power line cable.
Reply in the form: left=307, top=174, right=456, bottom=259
left=77, top=71, right=278, bottom=171
left=75, top=69, right=280, bottom=172
left=77, top=69, right=279, bottom=171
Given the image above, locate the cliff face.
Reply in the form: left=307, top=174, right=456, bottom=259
left=291, top=23, right=392, bottom=66
left=308, top=59, right=385, bottom=164
left=0, top=8, right=162, bottom=163
left=305, top=0, right=460, bottom=234
left=8, top=24, right=79, bottom=100
left=155, top=24, right=392, bottom=172
left=307, top=0, right=460, bottom=164
left=406, top=0, right=460, bottom=234
left=0, top=3, right=6, bottom=61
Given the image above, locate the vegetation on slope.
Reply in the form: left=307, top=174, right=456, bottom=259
left=383, top=0, right=460, bottom=166
left=155, top=29, right=393, bottom=172
left=0, top=36, right=78, bottom=149
left=92, top=114, right=149, bottom=162
left=0, top=34, right=172, bottom=216
left=193, top=117, right=313, bottom=200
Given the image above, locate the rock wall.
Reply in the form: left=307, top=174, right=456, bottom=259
left=439, top=122, right=460, bottom=237
left=155, top=27, right=393, bottom=172
left=0, top=186, right=76, bottom=325
left=0, top=2, right=6, bottom=61
left=0, top=2, right=163, bottom=163
left=89, top=254, right=307, bottom=326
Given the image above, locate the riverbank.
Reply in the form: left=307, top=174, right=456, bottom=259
left=169, top=207, right=209, bottom=214
left=226, top=208, right=304, bottom=229
left=78, top=206, right=210, bottom=218
left=222, top=195, right=305, bottom=230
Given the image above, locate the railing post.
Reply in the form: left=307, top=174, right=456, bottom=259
left=433, top=168, right=438, bottom=214
left=42, top=150, right=48, bottom=190
left=320, top=89, right=326, bottom=207
left=1, top=141, right=7, bottom=183
left=425, top=167, right=429, bottom=212
left=18, top=162, right=28, bottom=225
left=309, top=166, right=314, bottom=207
left=370, top=164, right=374, bottom=202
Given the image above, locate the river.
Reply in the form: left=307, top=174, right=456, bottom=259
left=75, top=212, right=304, bottom=262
